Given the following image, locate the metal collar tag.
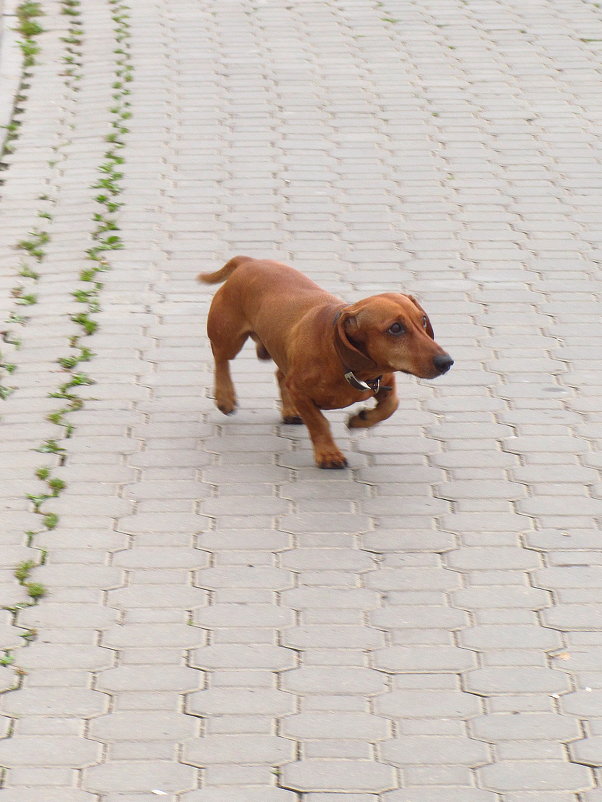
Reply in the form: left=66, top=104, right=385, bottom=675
left=344, top=370, right=381, bottom=394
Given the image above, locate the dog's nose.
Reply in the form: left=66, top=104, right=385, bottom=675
left=433, top=354, right=454, bottom=374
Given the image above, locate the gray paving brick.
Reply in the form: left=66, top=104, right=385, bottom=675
left=187, top=687, right=295, bottom=717
left=180, top=790, right=296, bottom=802
left=470, top=712, right=581, bottom=742
left=102, top=624, right=206, bottom=649
left=89, top=711, right=197, bottom=741
left=0, top=793, right=95, bottom=802
left=281, top=667, right=386, bottom=695
left=183, top=734, right=294, bottom=766
left=1, top=687, right=108, bottom=717
left=19, top=603, right=116, bottom=630
left=196, top=566, right=293, bottom=590
left=194, top=603, right=293, bottom=628
left=112, top=548, right=209, bottom=569
left=303, top=795, right=377, bottom=802
left=190, top=644, right=295, bottom=670
left=280, top=549, right=375, bottom=571
left=96, top=665, right=201, bottom=692
left=361, top=529, right=455, bottom=552
left=281, top=712, right=390, bottom=741
left=84, top=761, right=196, bottom=793
left=465, top=667, right=570, bottom=695
left=372, top=645, right=475, bottom=673
left=452, top=585, right=550, bottom=610
left=374, top=690, right=481, bottom=719
left=561, top=689, right=602, bottom=717
left=108, top=585, right=208, bottom=610
left=283, top=625, right=385, bottom=650
left=380, top=735, right=489, bottom=766
left=459, top=624, right=561, bottom=650
left=0, top=736, right=100, bottom=766
left=383, top=791, right=496, bottom=802
left=478, top=761, right=593, bottom=792
left=281, top=759, right=395, bottom=793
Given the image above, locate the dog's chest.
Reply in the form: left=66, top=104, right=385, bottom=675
left=310, top=381, right=373, bottom=410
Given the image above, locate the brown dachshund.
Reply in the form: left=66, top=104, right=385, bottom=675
left=199, top=256, right=453, bottom=469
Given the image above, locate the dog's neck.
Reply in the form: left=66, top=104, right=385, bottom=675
left=333, top=308, right=383, bottom=393
left=343, top=370, right=383, bottom=394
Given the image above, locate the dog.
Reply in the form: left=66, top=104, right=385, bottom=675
left=199, top=256, right=453, bottom=469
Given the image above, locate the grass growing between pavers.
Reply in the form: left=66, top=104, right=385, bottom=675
left=0, top=2, right=43, bottom=155
left=0, top=0, right=134, bottom=701
left=0, top=1, right=46, bottom=400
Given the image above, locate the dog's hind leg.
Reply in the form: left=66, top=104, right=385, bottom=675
left=207, top=306, right=249, bottom=415
left=211, top=351, right=242, bottom=415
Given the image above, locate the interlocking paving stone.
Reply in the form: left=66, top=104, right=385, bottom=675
left=283, top=625, right=385, bottom=650
left=84, top=760, right=196, bottom=792
left=16, top=644, right=115, bottom=670
left=182, top=734, right=295, bottom=766
left=470, top=712, right=581, bottom=742
left=1, top=0, right=602, bottom=797
left=180, top=790, right=297, bottom=801
left=465, top=667, right=570, bottom=695
left=108, top=584, right=209, bottom=609
left=190, top=644, right=296, bottom=670
left=380, top=735, right=489, bottom=766
left=452, top=585, right=551, bottom=610
left=373, top=690, right=482, bottom=719
left=88, top=711, right=197, bottom=741
left=102, top=624, right=206, bottom=649
left=570, top=737, right=602, bottom=767
left=281, top=666, right=387, bottom=695
left=459, top=624, right=562, bottom=650
left=478, top=761, right=593, bottom=792
left=281, top=759, right=396, bottom=793
left=0, top=793, right=95, bottom=802
left=187, top=688, right=295, bottom=717
left=0, top=735, right=101, bottom=766
left=281, top=712, right=391, bottom=740
left=372, top=645, right=476, bottom=673
left=1, top=688, right=109, bottom=717
left=561, top=690, right=602, bottom=717
left=96, top=665, right=202, bottom=692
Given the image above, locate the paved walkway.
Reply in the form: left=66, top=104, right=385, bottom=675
left=1, top=0, right=602, bottom=799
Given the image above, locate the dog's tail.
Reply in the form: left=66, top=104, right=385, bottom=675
left=197, top=255, right=252, bottom=285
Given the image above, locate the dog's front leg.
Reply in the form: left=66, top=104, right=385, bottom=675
left=287, top=385, right=348, bottom=469
left=347, top=375, right=398, bottom=429
left=276, top=369, right=303, bottom=425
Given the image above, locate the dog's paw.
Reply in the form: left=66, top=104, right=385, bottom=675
left=216, top=399, right=237, bottom=415
left=282, top=415, right=303, bottom=425
left=347, top=408, right=370, bottom=428
left=316, top=449, right=348, bottom=469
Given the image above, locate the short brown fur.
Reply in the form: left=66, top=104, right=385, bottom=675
left=199, top=256, right=452, bottom=468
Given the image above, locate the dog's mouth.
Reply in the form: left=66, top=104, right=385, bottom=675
left=398, top=361, right=454, bottom=380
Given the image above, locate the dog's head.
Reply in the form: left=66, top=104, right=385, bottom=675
left=335, top=293, right=453, bottom=379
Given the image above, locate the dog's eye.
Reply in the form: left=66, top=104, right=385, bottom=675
left=387, top=322, right=405, bottom=335
left=422, top=315, right=429, bottom=329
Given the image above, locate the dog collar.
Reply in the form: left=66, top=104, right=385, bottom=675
left=344, top=370, right=383, bottom=394
left=334, top=308, right=390, bottom=395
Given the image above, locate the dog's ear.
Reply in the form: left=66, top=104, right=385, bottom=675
left=407, top=295, right=434, bottom=339
left=334, top=310, right=377, bottom=372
